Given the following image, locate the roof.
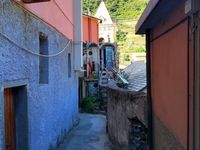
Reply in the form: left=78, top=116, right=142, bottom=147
left=82, top=14, right=101, bottom=21
left=95, top=1, right=114, bottom=25
left=123, top=61, right=146, bottom=92
left=136, top=0, right=186, bottom=34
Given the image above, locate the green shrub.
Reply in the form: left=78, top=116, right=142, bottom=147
left=115, top=70, right=130, bottom=89
left=134, top=47, right=146, bottom=53
left=92, top=71, right=98, bottom=79
left=81, top=97, right=100, bottom=113
left=124, top=54, right=130, bottom=61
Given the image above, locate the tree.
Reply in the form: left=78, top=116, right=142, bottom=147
left=82, top=0, right=148, bottom=19
left=82, top=0, right=101, bottom=15
left=116, top=30, right=128, bottom=42
left=124, top=54, right=130, bottom=61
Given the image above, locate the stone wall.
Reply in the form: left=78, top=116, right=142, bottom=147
left=107, top=83, right=147, bottom=150
left=0, top=1, right=79, bottom=150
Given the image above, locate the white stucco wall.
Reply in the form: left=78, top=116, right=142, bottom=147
left=95, top=1, right=115, bottom=42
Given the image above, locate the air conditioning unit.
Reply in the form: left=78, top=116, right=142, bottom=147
left=22, top=0, right=50, bottom=3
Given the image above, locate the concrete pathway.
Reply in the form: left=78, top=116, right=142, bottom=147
left=57, top=114, right=112, bottom=150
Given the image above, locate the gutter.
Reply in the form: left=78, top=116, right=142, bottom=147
left=82, top=14, right=101, bottom=21
left=146, top=30, right=154, bottom=150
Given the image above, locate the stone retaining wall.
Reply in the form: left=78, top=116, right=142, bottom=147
left=107, top=83, right=147, bottom=150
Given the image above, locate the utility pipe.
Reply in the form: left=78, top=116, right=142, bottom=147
left=192, top=0, right=200, bottom=149
left=146, top=30, right=153, bottom=150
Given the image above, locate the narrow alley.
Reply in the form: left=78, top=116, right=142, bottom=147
left=1, top=0, right=200, bottom=150
left=57, top=114, right=112, bottom=150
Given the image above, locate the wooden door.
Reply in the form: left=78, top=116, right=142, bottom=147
left=4, top=88, right=16, bottom=150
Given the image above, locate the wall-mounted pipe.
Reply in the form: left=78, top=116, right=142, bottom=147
left=191, top=0, right=200, bottom=149
left=146, top=29, right=154, bottom=150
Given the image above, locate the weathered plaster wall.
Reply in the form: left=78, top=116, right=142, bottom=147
left=107, top=83, right=147, bottom=150
left=0, top=1, right=79, bottom=150
left=151, top=4, right=188, bottom=149
left=19, top=0, right=74, bottom=40
left=153, top=115, right=185, bottom=150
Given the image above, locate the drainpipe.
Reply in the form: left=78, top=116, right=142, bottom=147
left=192, top=0, right=200, bottom=149
left=146, top=29, right=153, bottom=150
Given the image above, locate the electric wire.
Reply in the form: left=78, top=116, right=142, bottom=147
left=0, top=30, right=72, bottom=58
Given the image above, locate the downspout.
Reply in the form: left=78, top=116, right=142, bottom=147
left=191, top=0, right=200, bottom=149
left=146, top=29, right=153, bottom=150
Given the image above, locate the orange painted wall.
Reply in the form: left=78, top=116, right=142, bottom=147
left=83, top=16, right=89, bottom=42
left=151, top=4, right=190, bottom=148
left=83, top=16, right=99, bottom=42
left=18, top=0, right=74, bottom=40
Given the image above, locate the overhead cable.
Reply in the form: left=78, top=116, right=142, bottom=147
left=0, top=31, right=71, bottom=58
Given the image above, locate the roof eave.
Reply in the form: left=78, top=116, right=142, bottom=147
left=136, top=0, right=160, bottom=34
left=136, top=0, right=186, bottom=34
left=82, top=14, right=102, bottom=21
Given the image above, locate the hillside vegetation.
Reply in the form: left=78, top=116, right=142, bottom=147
left=83, top=0, right=147, bottom=18
left=83, top=0, right=148, bottom=64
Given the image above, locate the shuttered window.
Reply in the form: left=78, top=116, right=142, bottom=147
left=68, top=53, right=72, bottom=78
left=39, top=32, right=49, bottom=84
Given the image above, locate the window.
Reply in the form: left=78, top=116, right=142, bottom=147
left=39, top=32, right=49, bottom=84
left=68, top=53, right=72, bottom=78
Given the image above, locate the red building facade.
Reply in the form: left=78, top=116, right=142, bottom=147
left=16, top=0, right=75, bottom=40
left=136, top=0, right=200, bottom=150
left=82, top=15, right=100, bottom=43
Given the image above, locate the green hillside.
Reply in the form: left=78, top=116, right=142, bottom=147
left=116, top=19, right=145, bottom=63
left=83, top=0, right=148, bottom=64
left=83, top=0, right=147, bottom=18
